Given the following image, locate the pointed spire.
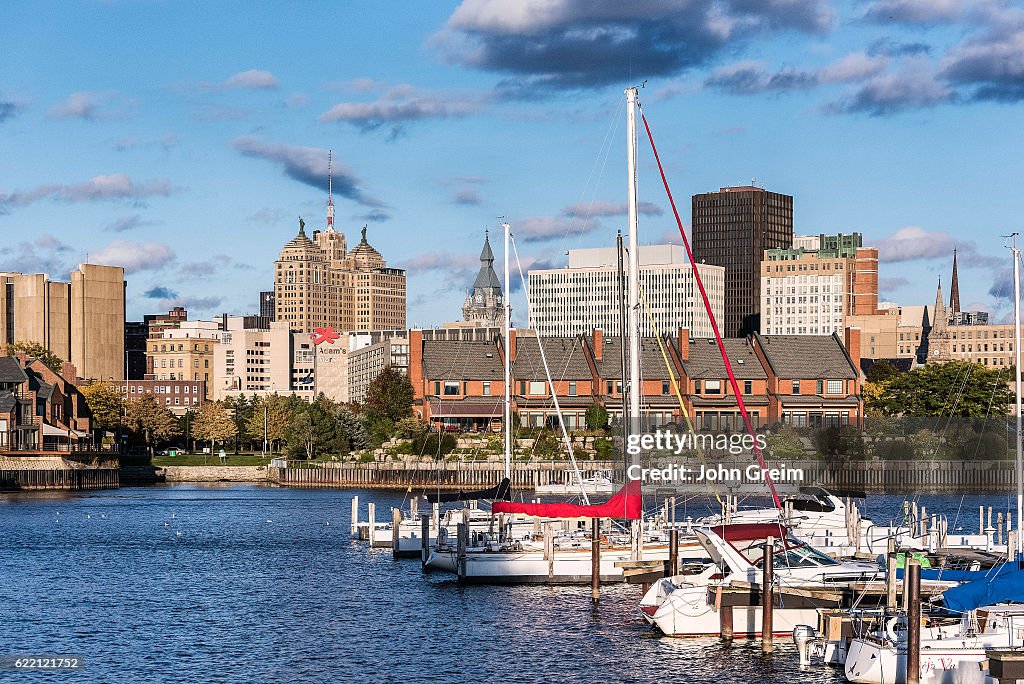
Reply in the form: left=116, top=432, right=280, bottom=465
left=949, top=248, right=960, bottom=314
left=479, top=229, right=494, bottom=263
left=326, top=150, right=335, bottom=232
left=932, top=275, right=946, bottom=332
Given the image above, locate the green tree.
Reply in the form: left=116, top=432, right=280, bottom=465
left=285, top=397, right=341, bottom=460
left=222, top=395, right=254, bottom=453
left=191, top=401, right=238, bottom=452
left=124, top=394, right=180, bottom=455
left=866, top=360, right=899, bottom=384
left=4, top=341, right=64, bottom=374
left=337, top=406, right=371, bottom=453
left=868, top=362, right=1013, bottom=417
left=766, top=426, right=805, bottom=460
left=79, top=381, right=125, bottom=433
left=363, top=367, right=414, bottom=444
left=585, top=403, right=609, bottom=431
left=245, top=395, right=290, bottom=454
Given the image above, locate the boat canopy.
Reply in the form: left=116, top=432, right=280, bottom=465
left=492, top=480, right=642, bottom=520
left=941, top=564, right=1024, bottom=613
left=710, top=522, right=789, bottom=542
left=425, top=478, right=511, bottom=504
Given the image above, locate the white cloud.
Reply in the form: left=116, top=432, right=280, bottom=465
left=89, top=240, right=175, bottom=273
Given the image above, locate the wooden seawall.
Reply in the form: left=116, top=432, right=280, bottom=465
left=274, top=459, right=1021, bottom=493
left=0, top=467, right=119, bottom=491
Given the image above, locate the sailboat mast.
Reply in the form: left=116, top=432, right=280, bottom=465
left=1011, top=233, right=1022, bottom=555
left=504, top=221, right=512, bottom=480
left=625, top=87, right=642, bottom=448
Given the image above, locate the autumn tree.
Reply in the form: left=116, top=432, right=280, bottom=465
left=124, top=394, right=180, bottom=455
left=79, top=381, right=125, bottom=433
left=4, top=341, right=64, bottom=374
left=245, top=395, right=290, bottom=454
left=191, top=401, right=238, bottom=452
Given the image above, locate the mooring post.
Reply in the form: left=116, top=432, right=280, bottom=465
left=886, top=536, right=898, bottom=609
left=1011, top=531, right=1019, bottom=562
left=717, top=585, right=733, bottom=642
left=391, top=507, right=401, bottom=557
left=410, top=495, right=418, bottom=521
left=544, top=522, right=554, bottom=579
left=432, top=503, right=440, bottom=531
left=998, top=512, right=1005, bottom=546
left=368, top=502, right=376, bottom=546
left=980, top=505, right=985, bottom=534
left=591, top=517, right=601, bottom=604
left=762, top=536, right=774, bottom=654
left=456, top=520, right=467, bottom=579
left=350, top=495, right=359, bottom=536
left=906, top=560, right=921, bottom=684
left=668, top=528, right=679, bottom=578
left=421, top=514, right=430, bottom=566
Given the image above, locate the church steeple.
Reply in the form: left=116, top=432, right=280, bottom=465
left=462, top=230, right=504, bottom=327
left=932, top=276, right=946, bottom=334
left=949, top=249, right=960, bottom=314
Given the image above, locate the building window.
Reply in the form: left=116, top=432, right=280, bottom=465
left=816, top=379, right=824, bottom=394
left=694, top=379, right=701, bottom=394
left=529, top=381, right=546, bottom=395
left=482, top=382, right=491, bottom=396
left=791, top=380, right=800, bottom=394
left=443, top=381, right=459, bottom=396
left=827, top=379, right=843, bottom=395
left=743, top=380, right=752, bottom=394
left=569, top=381, right=577, bottom=396
left=704, top=380, right=721, bottom=395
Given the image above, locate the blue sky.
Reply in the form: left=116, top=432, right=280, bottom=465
left=1, top=0, right=1023, bottom=325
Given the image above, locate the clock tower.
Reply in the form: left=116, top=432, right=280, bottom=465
left=461, top=231, right=505, bottom=327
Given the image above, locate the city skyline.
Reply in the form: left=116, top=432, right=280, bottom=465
left=2, top=1, right=1023, bottom=326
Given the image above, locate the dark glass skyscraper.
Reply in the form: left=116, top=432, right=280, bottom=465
left=692, top=186, right=793, bottom=337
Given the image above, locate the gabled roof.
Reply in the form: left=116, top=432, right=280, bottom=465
left=513, top=336, right=592, bottom=380
left=0, top=391, right=16, bottom=413
left=681, top=338, right=767, bottom=380
left=0, top=357, right=27, bottom=384
left=422, top=340, right=503, bottom=380
left=596, top=336, right=678, bottom=380
left=754, top=332, right=857, bottom=379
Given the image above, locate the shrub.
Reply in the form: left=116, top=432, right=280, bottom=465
left=411, top=433, right=457, bottom=459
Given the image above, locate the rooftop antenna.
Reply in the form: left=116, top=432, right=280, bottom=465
left=327, top=149, right=334, bottom=232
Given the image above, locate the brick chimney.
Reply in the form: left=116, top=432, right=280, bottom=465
left=678, top=327, right=689, bottom=361
left=408, top=329, right=424, bottom=400
left=509, top=329, right=518, bottom=363
left=60, top=361, right=80, bottom=383
left=592, top=328, right=603, bottom=361
left=843, top=326, right=861, bottom=376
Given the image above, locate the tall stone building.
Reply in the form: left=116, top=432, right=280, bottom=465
left=274, top=220, right=406, bottom=334
left=692, top=186, right=794, bottom=337
left=462, top=231, right=504, bottom=327
left=0, top=263, right=125, bottom=381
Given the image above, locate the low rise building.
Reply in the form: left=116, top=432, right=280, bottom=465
left=120, top=379, right=207, bottom=416
left=0, top=356, right=92, bottom=453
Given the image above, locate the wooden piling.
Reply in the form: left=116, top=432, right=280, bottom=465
left=368, top=502, right=376, bottom=546
left=668, top=528, right=679, bottom=578
left=391, top=507, right=401, bottom=558
left=350, top=495, right=359, bottom=536
left=762, top=536, right=774, bottom=654
left=420, top=514, right=430, bottom=566
left=998, top=512, right=1005, bottom=546
left=717, top=585, right=733, bottom=642
left=544, top=523, right=554, bottom=579
left=886, top=536, right=898, bottom=608
left=591, top=518, right=601, bottom=604
left=906, top=560, right=922, bottom=684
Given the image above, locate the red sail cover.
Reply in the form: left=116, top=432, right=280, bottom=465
left=492, top=480, right=642, bottom=520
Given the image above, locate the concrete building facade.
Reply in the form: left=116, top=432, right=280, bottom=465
left=528, top=245, right=724, bottom=338
left=0, top=264, right=125, bottom=381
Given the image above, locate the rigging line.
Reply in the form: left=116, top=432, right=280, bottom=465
left=511, top=232, right=592, bottom=506
left=637, top=282, right=723, bottom=506
left=637, top=100, right=781, bottom=509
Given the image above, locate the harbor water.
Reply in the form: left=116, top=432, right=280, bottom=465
left=0, top=485, right=1016, bottom=683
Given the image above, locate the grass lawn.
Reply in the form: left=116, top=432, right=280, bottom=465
left=150, top=453, right=275, bottom=467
